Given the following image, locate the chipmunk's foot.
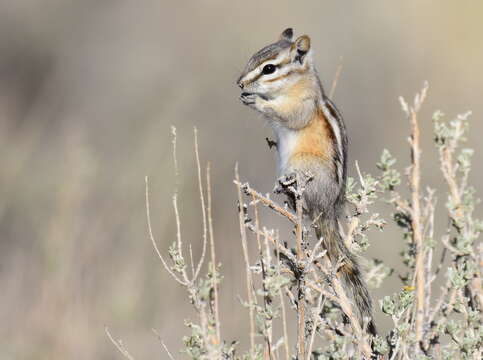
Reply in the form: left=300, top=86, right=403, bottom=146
left=265, top=137, right=278, bottom=150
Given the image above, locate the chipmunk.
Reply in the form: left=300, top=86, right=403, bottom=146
left=237, top=28, right=376, bottom=336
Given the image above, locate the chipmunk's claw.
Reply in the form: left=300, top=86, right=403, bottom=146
left=240, top=92, right=257, bottom=105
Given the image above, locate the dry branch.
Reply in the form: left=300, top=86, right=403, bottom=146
left=399, top=82, right=428, bottom=345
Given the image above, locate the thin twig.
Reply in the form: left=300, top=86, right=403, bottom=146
left=423, top=189, right=436, bottom=317
left=262, top=228, right=274, bottom=360
left=171, top=126, right=179, bottom=179
left=307, top=293, right=325, bottom=360
left=173, top=193, right=190, bottom=283
left=189, top=244, right=195, bottom=278
left=295, top=174, right=306, bottom=360
left=145, top=176, right=187, bottom=286
left=245, top=223, right=297, bottom=263
left=252, top=197, right=273, bottom=360
left=105, top=326, right=135, bottom=360
left=234, top=180, right=298, bottom=224
left=193, top=127, right=208, bottom=281
left=152, top=328, right=176, bottom=360
left=235, top=164, right=256, bottom=354
left=305, top=279, right=339, bottom=303
left=207, top=162, right=221, bottom=343
left=329, top=56, right=344, bottom=99
left=275, top=229, right=291, bottom=360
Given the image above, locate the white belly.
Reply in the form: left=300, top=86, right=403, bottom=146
left=271, top=123, right=299, bottom=176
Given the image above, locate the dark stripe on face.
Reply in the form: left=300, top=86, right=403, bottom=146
left=246, top=58, right=292, bottom=85
left=265, top=65, right=307, bottom=83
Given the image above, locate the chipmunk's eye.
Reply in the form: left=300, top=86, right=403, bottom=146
left=262, top=64, right=276, bottom=75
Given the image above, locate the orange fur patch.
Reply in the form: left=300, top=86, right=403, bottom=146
left=290, top=109, right=335, bottom=167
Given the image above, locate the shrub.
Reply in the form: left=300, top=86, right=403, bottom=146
left=107, top=84, right=482, bottom=359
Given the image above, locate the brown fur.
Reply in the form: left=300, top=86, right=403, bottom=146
left=290, top=110, right=335, bottom=165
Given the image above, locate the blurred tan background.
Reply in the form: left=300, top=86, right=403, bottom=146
left=1, top=1, right=483, bottom=359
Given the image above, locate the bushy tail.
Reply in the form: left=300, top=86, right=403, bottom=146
left=316, top=217, right=377, bottom=336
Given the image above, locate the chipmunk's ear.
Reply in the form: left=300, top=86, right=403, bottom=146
left=293, top=35, right=311, bottom=64
left=279, top=28, right=293, bottom=41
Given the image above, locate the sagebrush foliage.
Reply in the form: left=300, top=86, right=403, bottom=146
left=108, top=86, right=481, bottom=360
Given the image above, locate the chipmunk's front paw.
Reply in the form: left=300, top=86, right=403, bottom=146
left=240, top=92, right=258, bottom=106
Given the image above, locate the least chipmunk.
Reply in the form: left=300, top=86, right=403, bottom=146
left=237, top=28, right=376, bottom=336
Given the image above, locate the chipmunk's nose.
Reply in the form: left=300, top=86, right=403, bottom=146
left=236, top=76, right=245, bottom=89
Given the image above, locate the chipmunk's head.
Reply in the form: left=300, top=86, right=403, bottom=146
left=237, top=28, right=318, bottom=120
